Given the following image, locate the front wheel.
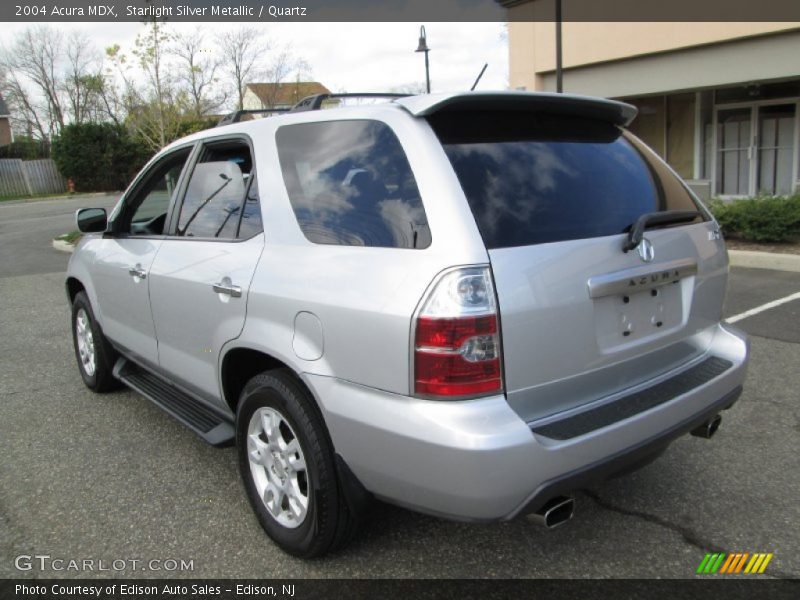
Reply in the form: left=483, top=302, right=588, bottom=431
left=236, top=370, right=356, bottom=557
left=71, top=291, right=119, bottom=392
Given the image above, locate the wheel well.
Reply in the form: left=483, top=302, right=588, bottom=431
left=66, top=277, right=85, bottom=303
left=221, top=348, right=296, bottom=413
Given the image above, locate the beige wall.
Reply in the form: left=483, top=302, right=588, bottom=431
left=508, top=5, right=800, bottom=92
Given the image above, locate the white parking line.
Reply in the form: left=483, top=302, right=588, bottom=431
left=726, top=291, right=800, bottom=324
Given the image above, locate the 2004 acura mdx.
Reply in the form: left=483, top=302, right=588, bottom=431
left=67, top=91, right=748, bottom=557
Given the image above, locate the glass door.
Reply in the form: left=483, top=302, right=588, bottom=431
left=715, top=107, right=752, bottom=196
left=756, top=104, right=796, bottom=196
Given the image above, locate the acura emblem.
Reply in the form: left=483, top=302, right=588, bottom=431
left=638, top=238, right=655, bottom=263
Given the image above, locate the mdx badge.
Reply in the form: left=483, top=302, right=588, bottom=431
left=638, top=237, right=655, bottom=263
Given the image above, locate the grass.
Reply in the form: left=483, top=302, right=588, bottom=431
left=55, top=230, right=83, bottom=245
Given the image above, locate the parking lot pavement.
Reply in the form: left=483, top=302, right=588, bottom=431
left=0, top=194, right=118, bottom=278
left=0, top=199, right=798, bottom=579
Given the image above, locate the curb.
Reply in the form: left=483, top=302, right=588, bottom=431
left=3, top=191, right=121, bottom=206
left=728, top=250, right=800, bottom=273
left=52, top=239, right=75, bottom=254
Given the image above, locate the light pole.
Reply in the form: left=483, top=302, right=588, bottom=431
left=415, top=25, right=431, bottom=94
left=555, top=0, right=563, bottom=93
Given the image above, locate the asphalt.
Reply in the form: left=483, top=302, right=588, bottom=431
left=0, top=195, right=798, bottom=579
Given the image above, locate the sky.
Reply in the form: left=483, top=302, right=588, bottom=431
left=5, top=21, right=509, bottom=102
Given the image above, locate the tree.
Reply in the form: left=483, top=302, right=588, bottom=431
left=0, top=25, right=66, bottom=138
left=131, top=18, right=177, bottom=148
left=258, top=45, right=311, bottom=109
left=218, top=27, right=266, bottom=110
left=172, top=28, right=226, bottom=117
left=63, top=31, right=104, bottom=125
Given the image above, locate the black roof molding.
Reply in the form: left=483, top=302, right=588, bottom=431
left=216, top=108, right=290, bottom=127
left=290, top=93, right=410, bottom=113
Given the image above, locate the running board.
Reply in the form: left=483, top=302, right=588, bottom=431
left=114, top=358, right=234, bottom=446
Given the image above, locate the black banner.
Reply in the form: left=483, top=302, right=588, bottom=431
left=2, top=0, right=800, bottom=22
left=2, top=579, right=799, bottom=600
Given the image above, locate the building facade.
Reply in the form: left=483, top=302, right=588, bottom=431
left=0, top=95, right=12, bottom=147
left=503, top=2, right=800, bottom=197
left=242, top=81, right=331, bottom=112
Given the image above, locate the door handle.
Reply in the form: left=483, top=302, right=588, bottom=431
left=212, top=281, right=242, bottom=298
left=128, top=266, right=147, bottom=279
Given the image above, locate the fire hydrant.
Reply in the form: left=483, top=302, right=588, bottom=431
left=67, top=178, right=75, bottom=194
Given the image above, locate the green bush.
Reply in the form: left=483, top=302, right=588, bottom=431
left=52, top=123, right=150, bottom=192
left=707, top=194, right=800, bottom=243
left=0, top=136, right=51, bottom=160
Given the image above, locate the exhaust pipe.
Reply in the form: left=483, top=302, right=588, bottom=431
left=526, top=496, right=574, bottom=529
left=691, top=414, right=722, bottom=439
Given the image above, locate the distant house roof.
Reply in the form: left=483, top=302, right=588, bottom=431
left=245, top=82, right=331, bottom=108
left=0, top=95, right=10, bottom=117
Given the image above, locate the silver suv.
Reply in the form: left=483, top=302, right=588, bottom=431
left=67, top=91, right=748, bottom=557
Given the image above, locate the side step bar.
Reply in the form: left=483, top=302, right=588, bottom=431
left=114, top=358, right=235, bottom=446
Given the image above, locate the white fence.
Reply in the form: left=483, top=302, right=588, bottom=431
left=0, top=158, right=67, bottom=197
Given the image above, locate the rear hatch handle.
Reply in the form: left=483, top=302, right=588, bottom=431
left=623, top=210, right=700, bottom=253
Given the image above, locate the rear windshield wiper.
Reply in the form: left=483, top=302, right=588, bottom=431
left=623, top=210, right=700, bottom=253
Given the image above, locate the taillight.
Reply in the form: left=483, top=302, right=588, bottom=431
left=413, top=267, right=503, bottom=399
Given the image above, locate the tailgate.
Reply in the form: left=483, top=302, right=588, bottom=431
left=490, top=223, right=727, bottom=421
left=428, top=107, right=727, bottom=422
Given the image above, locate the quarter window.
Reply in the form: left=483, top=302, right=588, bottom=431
left=276, top=120, right=430, bottom=249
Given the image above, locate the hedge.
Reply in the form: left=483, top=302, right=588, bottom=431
left=707, top=194, right=800, bottom=243
left=52, top=123, right=150, bottom=192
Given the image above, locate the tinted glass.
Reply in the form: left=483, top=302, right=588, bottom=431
left=237, top=174, right=263, bottom=239
left=177, top=143, right=252, bottom=238
left=127, top=149, right=191, bottom=235
left=430, top=112, right=703, bottom=249
left=276, top=120, right=430, bottom=249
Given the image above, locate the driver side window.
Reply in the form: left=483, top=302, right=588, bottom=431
left=120, top=147, right=192, bottom=235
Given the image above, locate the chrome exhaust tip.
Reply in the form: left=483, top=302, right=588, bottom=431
left=526, top=496, right=575, bottom=529
left=691, top=414, right=722, bottom=439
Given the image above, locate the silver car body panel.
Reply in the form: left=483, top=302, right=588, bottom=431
left=148, top=234, right=265, bottom=406
left=303, top=323, right=747, bottom=521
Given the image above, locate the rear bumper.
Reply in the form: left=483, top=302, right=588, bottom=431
left=304, top=322, right=748, bottom=521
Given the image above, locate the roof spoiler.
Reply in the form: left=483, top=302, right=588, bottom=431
left=394, top=91, right=637, bottom=127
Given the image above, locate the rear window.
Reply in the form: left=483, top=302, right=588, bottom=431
left=429, top=112, right=704, bottom=249
left=276, top=120, right=431, bottom=249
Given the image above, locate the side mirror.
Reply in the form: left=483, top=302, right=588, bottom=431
left=76, top=208, right=108, bottom=233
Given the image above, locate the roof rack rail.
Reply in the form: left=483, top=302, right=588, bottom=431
left=216, top=108, right=290, bottom=127
left=290, top=93, right=411, bottom=113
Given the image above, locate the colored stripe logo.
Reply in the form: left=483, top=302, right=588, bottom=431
left=696, top=552, right=773, bottom=574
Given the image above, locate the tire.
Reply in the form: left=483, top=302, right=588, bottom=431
left=71, top=291, right=120, bottom=392
left=236, top=369, right=357, bottom=557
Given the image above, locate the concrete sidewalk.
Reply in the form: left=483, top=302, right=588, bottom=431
left=728, top=250, right=800, bottom=273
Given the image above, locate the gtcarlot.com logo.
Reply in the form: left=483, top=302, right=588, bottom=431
left=696, top=552, right=773, bottom=575
left=14, top=554, right=194, bottom=572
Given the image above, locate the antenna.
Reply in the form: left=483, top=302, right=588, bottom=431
left=470, top=64, right=488, bottom=91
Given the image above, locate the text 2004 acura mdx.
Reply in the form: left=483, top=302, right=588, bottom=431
left=67, top=91, right=748, bottom=557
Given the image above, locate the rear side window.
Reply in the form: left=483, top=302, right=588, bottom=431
left=429, top=112, right=704, bottom=249
left=276, top=120, right=431, bottom=249
left=176, top=141, right=256, bottom=239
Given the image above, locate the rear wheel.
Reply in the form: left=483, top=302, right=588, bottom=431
left=71, top=291, right=119, bottom=392
left=236, top=370, right=357, bottom=557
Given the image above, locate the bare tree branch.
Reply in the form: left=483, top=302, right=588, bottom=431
left=217, top=27, right=267, bottom=111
